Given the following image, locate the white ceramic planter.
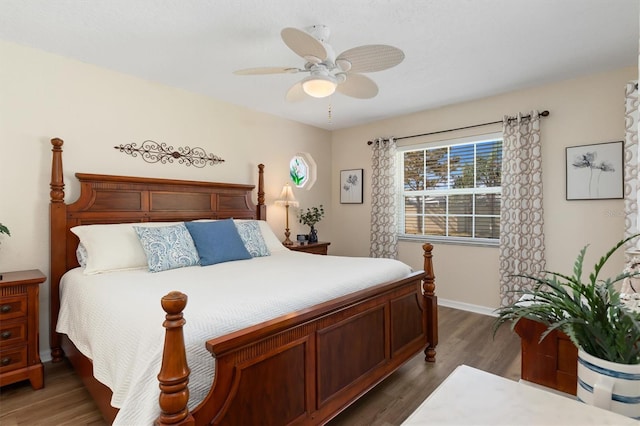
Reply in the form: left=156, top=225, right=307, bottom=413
left=577, top=349, right=640, bottom=419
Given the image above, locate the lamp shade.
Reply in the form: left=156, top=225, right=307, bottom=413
left=302, top=75, right=337, bottom=98
left=275, top=183, right=299, bottom=207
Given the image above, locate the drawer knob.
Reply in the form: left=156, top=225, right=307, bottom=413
left=0, top=331, right=11, bottom=339
left=1, top=357, right=10, bottom=366
left=0, top=305, right=11, bottom=314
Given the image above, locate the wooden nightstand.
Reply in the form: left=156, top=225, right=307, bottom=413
left=288, top=241, right=331, bottom=255
left=0, top=269, right=46, bottom=389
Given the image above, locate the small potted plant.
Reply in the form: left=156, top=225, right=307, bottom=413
left=298, top=205, right=324, bottom=243
left=494, top=235, right=640, bottom=417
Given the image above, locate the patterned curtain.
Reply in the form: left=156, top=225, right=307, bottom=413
left=370, top=137, right=398, bottom=259
left=624, top=81, right=639, bottom=256
left=499, top=111, right=545, bottom=306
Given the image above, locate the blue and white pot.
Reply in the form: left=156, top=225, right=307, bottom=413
left=577, top=349, right=640, bottom=419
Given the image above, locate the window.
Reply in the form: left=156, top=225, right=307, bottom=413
left=289, top=152, right=317, bottom=189
left=398, top=133, right=502, bottom=244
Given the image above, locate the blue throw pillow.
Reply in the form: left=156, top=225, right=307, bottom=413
left=133, top=223, right=200, bottom=273
left=185, top=219, right=252, bottom=266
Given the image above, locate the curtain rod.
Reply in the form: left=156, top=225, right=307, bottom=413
left=367, top=110, right=550, bottom=145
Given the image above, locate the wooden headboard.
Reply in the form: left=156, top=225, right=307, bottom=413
left=49, top=137, right=266, bottom=360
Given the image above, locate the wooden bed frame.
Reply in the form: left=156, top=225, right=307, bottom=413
left=48, top=137, right=438, bottom=425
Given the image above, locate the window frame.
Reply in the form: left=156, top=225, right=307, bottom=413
left=396, top=132, right=503, bottom=247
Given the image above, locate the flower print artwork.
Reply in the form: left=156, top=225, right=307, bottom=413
left=566, top=141, right=623, bottom=200
left=343, top=174, right=358, bottom=191
left=571, top=151, right=615, bottom=197
left=340, top=169, right=363, bottom=203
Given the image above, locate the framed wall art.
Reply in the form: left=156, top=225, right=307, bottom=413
left=566, top=141, right=623, bottom=200
left=340, top=169, right=363, bottom=204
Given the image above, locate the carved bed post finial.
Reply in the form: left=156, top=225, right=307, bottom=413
left=422, top=243, right=438, bottom=362
left=50, top=138, right=65, bottom=203
left=156, top=292, right=194, bottom=426
left=257, top=164, right=266, bottom=220
left=422, top=243, right=435, bottom=296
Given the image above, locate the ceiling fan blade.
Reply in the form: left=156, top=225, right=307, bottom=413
left=233, top=67, right=301, bottom=75
left=336, top=73, right=379, bottom=99
left=286, top=82, right=306, bottom=102
left=336, top=45, right=404, bottom=73
left=281, top=27, right=328, bottom=62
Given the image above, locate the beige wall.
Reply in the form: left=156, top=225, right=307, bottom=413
left=0, top=40, right=333, bottom=359
left=332, top=66, right=637, bottom=311
left=1, top=37, right=636, bottom=359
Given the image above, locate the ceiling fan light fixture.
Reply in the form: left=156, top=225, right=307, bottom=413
left=235, top=25, right=404, bottom=101
left=302, top=74, right=337, bottom=98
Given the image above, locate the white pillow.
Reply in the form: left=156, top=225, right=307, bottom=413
left=253, top=220, right=288, bottom=253
left=71, top=222, right=179, bottom=274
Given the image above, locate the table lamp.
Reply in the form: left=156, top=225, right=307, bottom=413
left=275, top=183, right=299, bottom=246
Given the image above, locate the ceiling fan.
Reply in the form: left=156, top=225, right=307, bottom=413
left=233, top=25, right=404, bottom=101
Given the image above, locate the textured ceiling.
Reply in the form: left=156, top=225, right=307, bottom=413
left=0, top=0, right=637, bottom=130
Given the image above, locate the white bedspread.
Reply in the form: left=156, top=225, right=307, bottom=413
left=56, top=250, right=413, bottom=425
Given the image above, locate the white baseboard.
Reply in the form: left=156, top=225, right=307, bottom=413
left=438, top=298, right=497, bottom=317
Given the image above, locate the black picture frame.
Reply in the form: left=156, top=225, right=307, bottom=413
left=566, top=141, right=624, bottom=200
left=340, top=169, right=363, bottom=204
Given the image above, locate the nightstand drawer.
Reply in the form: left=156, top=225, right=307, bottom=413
left=288, top=241, right=331, bottom=255
left=0, top=269, right=45, bottom=389
left=0, top=321, right=27, bottom=348
left=300, top=245, right=327, bottom=255
left=0, top=346, right=27, bottom=373
left=0, top=295, right=28, bottom=321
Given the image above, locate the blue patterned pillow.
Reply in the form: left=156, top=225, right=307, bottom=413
left=185, top=219, right=252, bottom=266
left=76, top=243, right=89, bottom=268
left=235, top=221, right=270, bottom=257
left=133, top=224, right=200, bottom=272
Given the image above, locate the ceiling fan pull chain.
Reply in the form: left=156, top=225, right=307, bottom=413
left=328, top=102, right=332, bottom=124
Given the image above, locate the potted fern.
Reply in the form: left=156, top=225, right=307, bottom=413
left=494, top=235, right=640, bottom=417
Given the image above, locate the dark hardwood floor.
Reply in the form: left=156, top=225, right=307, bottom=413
left=0, top=306, right=520, bottom=425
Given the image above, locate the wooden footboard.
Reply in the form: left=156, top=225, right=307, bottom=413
left=157, top=244, right=437, bottom=426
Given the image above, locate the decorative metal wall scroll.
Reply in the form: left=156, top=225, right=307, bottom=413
left=114, top=140, right=225, bottom=168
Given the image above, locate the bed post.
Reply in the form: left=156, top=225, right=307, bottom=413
left=257, top=163, right=266, bottom=220
left=50, top=137, right=66, bottom=362
left=156, top=292, right=194, bottom=426
left=422, top=243, right=438, bottom=362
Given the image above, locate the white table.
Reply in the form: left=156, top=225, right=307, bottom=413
left=402, top=365, right=637, bottom=425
